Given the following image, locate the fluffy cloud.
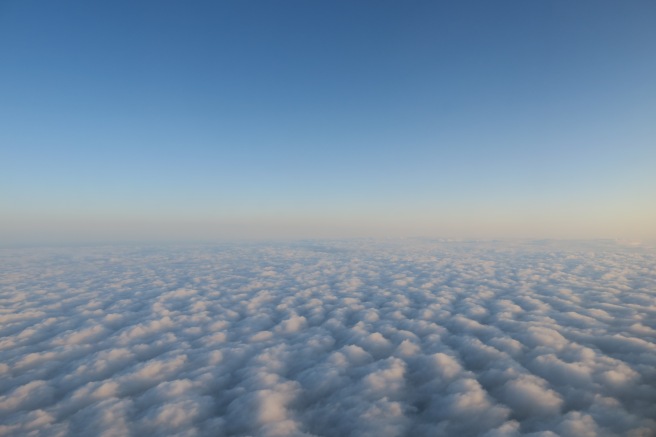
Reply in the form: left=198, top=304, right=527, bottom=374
left=1, top=240, right=655, bottom=436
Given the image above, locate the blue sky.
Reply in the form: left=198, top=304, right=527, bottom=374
left=1, top=0, right=655, bottom=242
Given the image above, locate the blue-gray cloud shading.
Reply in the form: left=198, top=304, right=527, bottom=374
left=1, top=240, right=655, bottom=436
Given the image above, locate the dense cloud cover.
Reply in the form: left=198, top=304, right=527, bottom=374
left=1, top=240, right=655, bottom=436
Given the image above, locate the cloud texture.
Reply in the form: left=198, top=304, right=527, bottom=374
left=1, top=240, right=655, bottom=436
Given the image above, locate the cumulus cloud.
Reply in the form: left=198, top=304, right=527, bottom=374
left=0, top=240, right=655, bottom=436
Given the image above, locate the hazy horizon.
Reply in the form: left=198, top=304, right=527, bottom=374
left=2, top=216, right=656, bottom=247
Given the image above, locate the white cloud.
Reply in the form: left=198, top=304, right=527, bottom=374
left=1, top=240, right=655, bottom=436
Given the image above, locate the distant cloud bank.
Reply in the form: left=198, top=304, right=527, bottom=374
left=1, top=240, right=655, bottom=436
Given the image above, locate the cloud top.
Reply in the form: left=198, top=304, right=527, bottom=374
left=1, top=240, right=655, bottom=436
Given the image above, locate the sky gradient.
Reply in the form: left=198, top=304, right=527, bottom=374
left=2, top=0, right=655, bottom=242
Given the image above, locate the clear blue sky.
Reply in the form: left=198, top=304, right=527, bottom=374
left=2, top=0, right=655, bottom=242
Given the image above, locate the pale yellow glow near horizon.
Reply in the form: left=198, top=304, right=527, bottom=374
left=2, top=206, right=655, bottom=244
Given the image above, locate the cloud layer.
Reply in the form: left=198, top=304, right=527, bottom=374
left=1, top=240, right=655, bottom=436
